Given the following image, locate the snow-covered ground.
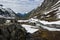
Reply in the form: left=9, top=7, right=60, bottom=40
left=29, top=18, right=60, bottom=25
left=28, top=18, right=60, bottom=31
left=17, top=18, right=60, bottom=33
left=21, top=24, right=38, bottom=33
left=6, top=18, right=60, bottom=33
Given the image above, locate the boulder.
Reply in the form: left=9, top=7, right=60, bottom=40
left=0, top=24, right=27, bottom=40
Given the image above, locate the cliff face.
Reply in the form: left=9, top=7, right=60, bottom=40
left=0, top=24, right=27, bottom=40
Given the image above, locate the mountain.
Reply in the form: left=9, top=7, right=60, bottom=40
left=26, top=0, right=60, bottom=32
left=17, top=13, right=31, bottom=20
left=0, top=5, right=18, bottom=24
left=17, top=13, right=26, bottom=17
left=28, top=0, right=60, bottom=22
left=0, top=6, right=16, bottom=19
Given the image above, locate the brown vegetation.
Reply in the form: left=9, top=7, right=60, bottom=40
left=32, top=30, right=60, bottom=40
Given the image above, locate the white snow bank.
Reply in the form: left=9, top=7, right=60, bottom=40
left=21, top=24, right=38, bottom=33
left=30, top=18, right=60, bottom=24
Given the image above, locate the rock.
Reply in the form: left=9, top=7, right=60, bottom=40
left=7, top=24, right=27, bottom=40
left=0, top=24, right=27, bottom=40
left=26, top=33, right=33, bottom=40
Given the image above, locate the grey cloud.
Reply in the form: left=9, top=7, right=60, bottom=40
left=0, top=0, right=43, bottom=13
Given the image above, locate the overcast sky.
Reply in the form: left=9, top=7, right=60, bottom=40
left=0, top=0, right=43, bottom=13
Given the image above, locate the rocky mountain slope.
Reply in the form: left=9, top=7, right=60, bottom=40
left=0, top=6, right=16, bottom=19
left=28, top=0, right=60, bottom=22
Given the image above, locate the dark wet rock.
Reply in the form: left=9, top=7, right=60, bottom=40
left=0, top=18, right=6, bottom=24
left=7, top=24, right=27, bottom=40
left=0, top=24, right=27, bottom=40
left=26, top=33, right=33, bottom=40
left=0, top=28, right=9, bottom=40
left=26, top=32, right=43, bottom=40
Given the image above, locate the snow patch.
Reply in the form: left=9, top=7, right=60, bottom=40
left=21, top=24, right=38, bottom=33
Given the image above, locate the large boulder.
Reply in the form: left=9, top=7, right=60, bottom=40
left=0, top=24, right=27, bottom=40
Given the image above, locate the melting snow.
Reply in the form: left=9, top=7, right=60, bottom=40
left=21, top=24, right=38, bottom=33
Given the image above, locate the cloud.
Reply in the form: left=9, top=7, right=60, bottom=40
left=0, top=0, right=44, bottom=13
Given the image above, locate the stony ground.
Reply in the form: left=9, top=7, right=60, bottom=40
left=0, top=23, right=60, bottom=40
